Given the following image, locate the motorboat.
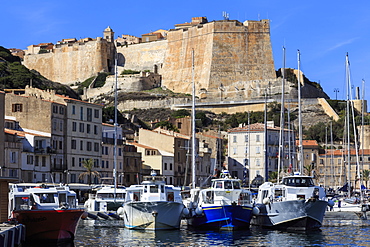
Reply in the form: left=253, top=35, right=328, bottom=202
left=84, top=185, right=126, bottom=212
left=120, top=171, right=185, bottom=230
left=185, top=171, right=255, bottom=230
left=251, top=173, right=331, bottom=230
left=8, top=183, right=84, bottom=243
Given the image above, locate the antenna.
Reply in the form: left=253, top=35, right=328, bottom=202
left=222, top=11, right=229, bottom=20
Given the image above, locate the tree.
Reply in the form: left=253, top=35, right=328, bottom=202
left=361, top=169, right=370, bottom=189
left=268, top=171, right=278, bottom=183
left=79, top=158, right=100, bottom=185
left=304, top=164, right=315, bottom=177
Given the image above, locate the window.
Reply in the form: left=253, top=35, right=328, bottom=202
left=59, top=141, right=62, bottom=149
left=59, top=122, right=63, bottom=131
left=170, top=163, right=173, bottom=170
left=27, top=155, right=33, bottom=164
left=94, top=125, right=98, bottom=135
left=233, top=148, right=237, bottom=155
left=94, top=109, right=99, bottom=118
left=72, top=122, right=77, bottom=132
left=101, top=160, right=105, bottom=168
left=256, top=135, right=260, bottom=142
left=80, top=107, right=84, bottom=121
left=12, top=103, right=23, bottom=112
left=10, top=152, right=16, bottom=163
left=87, top=142, right=92, bottom=151
left=87, top=108, right=92, bottom=122
left=164, top=163, right=167, bottom=170
left=245, top=147, right=248, bottom=154
left=79, top=123, right=84, bottom=132
left=71, top=140, right=76, bottom=149
left=35, top=156, right=39, bottom=166
left=80, top=141, right=83, bottom=150
left=256, top=159, right=260, bottom=166
left=59, top=106, right=64, bottom=115
left=87, top=124, right=91, bottom=134
left=118, top=148, right=122, bottom=156
left=72, top=105, right=76, bottom=115
left=53, top=105, right=58, bottom=113
left=233, top=136, right=237, bottom=143
left=71, top=174, right=76, bottom=183
left=79, top=158, right=83, bottom=167
left=245, top=135, right=248, bottom=142
left=42, top=157, right=46, bottom=167
left=106, top=161, right=109, bottom=169
left=94, top=143, right=99, bottom=152
left=256, top=146, right=261, bottom=154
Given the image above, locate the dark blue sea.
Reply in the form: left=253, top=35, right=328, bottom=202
left=66, top=220, right=370, bottom=247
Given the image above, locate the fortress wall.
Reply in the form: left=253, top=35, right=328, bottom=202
left=161, top=22, right=215, bottom=93
left=116, top=40, right=167, bottom=73
left=117, top=97, right=192, bottom=111
left=161, top=20, right=276, bottom=97
left=23, top=40, right=115, bottom=84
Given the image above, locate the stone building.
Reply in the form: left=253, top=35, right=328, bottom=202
left=5, top=87, right=103, bottom=184
left=317, top=149, right=370, bottom=190
left=0, top=91, right=4, bottom=173
left=227, top=122, right=296, bottom=184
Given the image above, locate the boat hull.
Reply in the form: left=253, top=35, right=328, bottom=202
left=188, top=205, right=253, bottom=230
left=123, top=201, right=184, bottom=230
left=12, top=209, right=84, bottom=242
left=251, top=199, right=328, bottom=231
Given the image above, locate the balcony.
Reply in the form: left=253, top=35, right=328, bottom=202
left=51, top=164, right=67, bottom=172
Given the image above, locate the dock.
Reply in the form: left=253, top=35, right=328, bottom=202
left=0, top=223, right=25, bottom=247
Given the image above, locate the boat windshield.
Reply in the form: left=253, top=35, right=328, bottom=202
left=282, top=177, right=314, bottom=187
left=35, top=193, right=56, bottom=203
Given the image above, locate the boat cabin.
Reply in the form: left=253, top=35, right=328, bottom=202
left=125, top=176, right=182, bottom=203
left=256, top=175, right=326, bottom=203
left=9, top=184, right=78, bottom=215
left=190, top=178, right=252, bottom=206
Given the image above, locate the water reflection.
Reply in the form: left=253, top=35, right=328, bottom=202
left=24, top=219, right=370, bottom=246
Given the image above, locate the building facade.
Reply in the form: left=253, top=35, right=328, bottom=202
left=228, top=122, right=296, bottom=185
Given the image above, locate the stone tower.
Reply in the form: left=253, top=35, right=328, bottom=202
left=103, top=26, right=114, bottom=42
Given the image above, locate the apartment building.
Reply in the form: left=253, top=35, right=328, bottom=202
left=318, top=149, right=370, bottom=190
left=227, top=122, right=296, bottom=184
left=5, top=87, right=102, bottom=184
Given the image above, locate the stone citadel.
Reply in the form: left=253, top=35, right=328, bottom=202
left=22, top=17, right=328, bottom=103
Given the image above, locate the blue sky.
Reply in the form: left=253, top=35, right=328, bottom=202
left=2, top=1, right=370, bottom=104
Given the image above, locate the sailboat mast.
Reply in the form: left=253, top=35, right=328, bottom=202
left=277, top=47, right=286, bottom=183
left=346, top=53, right=351, bottom=197
left=297, top=50, right=303, bottom=174
left=113, top=55, right=118, bottom=201
left=191, top=49, right=196, bottom=189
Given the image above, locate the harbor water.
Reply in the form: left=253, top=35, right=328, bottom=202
left=25, top=219, right=370, bottom=246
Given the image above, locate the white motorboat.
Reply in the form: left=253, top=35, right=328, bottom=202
left=252, top=173, right=331, bottom=230
left=120, top=171, right=185, bottom=230
left=84, top=186, right=126, bottom=212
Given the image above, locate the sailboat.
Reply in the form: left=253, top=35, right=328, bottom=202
left=184, top=50, right=255, bottom=230
left=251, top=49, right=331, bottom=230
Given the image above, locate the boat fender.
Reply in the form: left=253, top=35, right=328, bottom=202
left=81, top=211, right=88, bottom=219
left=327, top=200, right=335, bottom=207
left=262, top=198, right=270, bottom=205
left=108, top=212, right=121, bottom=220
left=252, top=207, right=260, bottom=216
left=195, top=207, right=203, bottom=215
left=182, top=207, right=190, bottom=217
left=117, top=207, right=125, bottom=215
left=152, top=210, right=158, bottom=217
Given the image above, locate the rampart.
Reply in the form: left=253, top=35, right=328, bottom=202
left=23, top=38, right=115, bottom=84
